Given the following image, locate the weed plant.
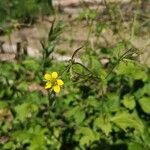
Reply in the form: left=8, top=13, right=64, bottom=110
left=0, top=0, right=150, bottom=150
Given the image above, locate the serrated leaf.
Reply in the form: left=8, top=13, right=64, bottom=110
left=106, top=93, right=120, bottom=112
left=138, top=97, right=150, bottom=114
left=80, top=136, right=90, bottom=146
left=111, top=111, right=143, bottom=132
left=94, top=116, right=112, bottom=136
left=87, top=96, right=99, bottom=108
left=123, top=95, right=136, bottom=110
left=12, top=130, right=31, bottom=143
left=64, top=106, right=79, bottom=118
left=15, top=103, right=38, bottom=122
left=65, top=106, right=85, bottom=124
left=74, top=109, right=85, bottom=124
left=28, top=125, right=47, bottom=150
left=116, top=61, right=148, bottom=81
left=77, top=127, right=100, bottom=146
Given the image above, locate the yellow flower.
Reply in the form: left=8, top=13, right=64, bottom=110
left=44, top=72, right=64, bottom=93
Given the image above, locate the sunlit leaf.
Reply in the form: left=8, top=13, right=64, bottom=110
left=76, top=127, right=100, bottom=146
left=138, top=97, right=150, bottom=114
left=116, top=61, right=148, bottom=81
left=94, top=116, right=112, bottom=136
left=111, top=111, right=144, bottom=132
left=123, top=95, right=136, bottom=110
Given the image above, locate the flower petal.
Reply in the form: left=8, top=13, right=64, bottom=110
left=57, top=79, right=64, bottom=86
left=45, top=82, right=52, bottom=89
left=51, top=72, right=58, bottom=79
left=44, top=73, right=52, bottom=81
left=53, top=85, right=60, bottom=93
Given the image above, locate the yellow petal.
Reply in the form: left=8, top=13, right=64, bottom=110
left=45, top=82, right=52, bottom=89
left=57, top=79, right=64, bottom=86
left=44, top=73, right=52, bottom=81
left=51, top=72, right=58, bottom=79
left=53, top=85, right=60, bottom=93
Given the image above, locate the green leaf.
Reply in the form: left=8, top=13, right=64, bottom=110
left=22, top=59, right=40, bottom=72
left=135, top=83, right=150, bottom=98
left=116, top=61, right=148, bottom=81
left=28, top=127, right=47, bottom=150
left=3, top=141, right=14, bottom=149
left=17, top=82, right=28, bottom=91
left=89, top=56, right=102, bottom=76
left=64, top=106, right=80, bottom=118
left=112, top=42, right=125, bottom=59
left=77, top=127, right=100, bottom=146
left=65, top=106, right=85, bottom=124
left=0, top=89, right=5, bottom=98
left=141, top=127, right=150, bottom=148
left=0, top=63, right=15, bottom=79
left=26, top=92, right=47, bottom=105
left=74, top=109, right=85, bottom=124
left=138, top=97, right=150, bottom=114
left=141, top=83, right=150, bottom=95
left=53, top=128, right=60, bottom=138
left=87, top=96, right=99, bottom=108
left=15, top=103, right=38, bottom=122
left=12, top=130, right=31, bottom=143
left=80, top=136, right=90, bottom=146
left=106, top=93, right=120, bottom=112
left=0, top=101, right=8, bottom=109
left=12, top=125, right=47, bottom=150
left=94, top=116, right=112, bottom=136
left=111, top=111, right=144, bottom=132
left=128, top=142, right=143, bottom=150
left=123, top=95, right=136, bottom=110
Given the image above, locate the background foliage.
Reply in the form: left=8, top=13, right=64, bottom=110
left=0, top=0, right=53, bottom=33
